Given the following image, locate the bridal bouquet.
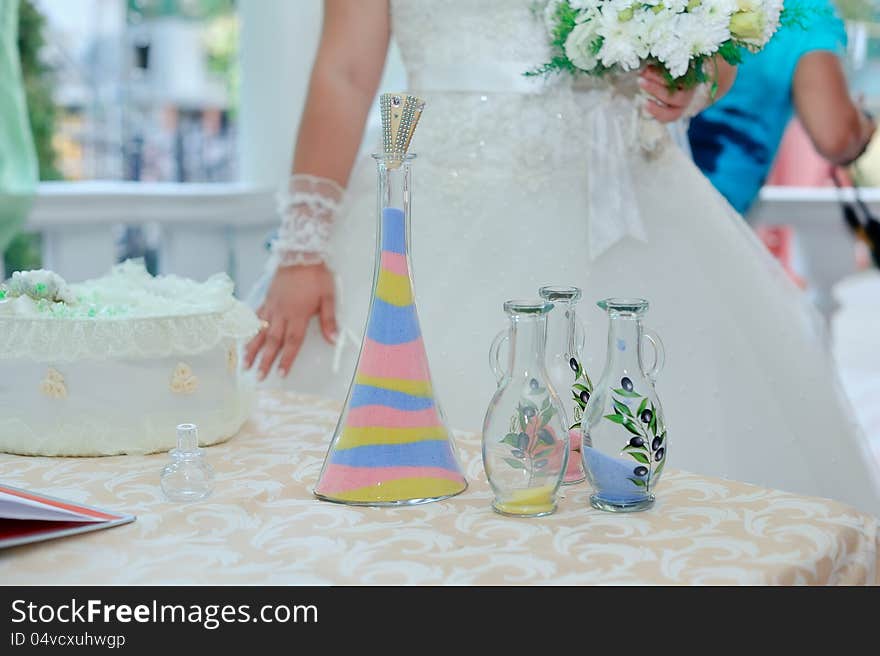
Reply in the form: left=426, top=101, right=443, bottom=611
left=532, top=0, right=784, bottom=90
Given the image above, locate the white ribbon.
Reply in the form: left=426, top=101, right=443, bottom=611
left=405, top=63, right=673, bottom=260
left=584, top=89, right=658, bottom=260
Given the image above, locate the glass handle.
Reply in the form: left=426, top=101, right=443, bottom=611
left=640, top=329, right=665, bottom=383
left=489, top=329, right=509, bottom=384
left=574, top=318, right=587, bottom=353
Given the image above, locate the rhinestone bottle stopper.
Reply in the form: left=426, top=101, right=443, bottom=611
left=379, top=92, right=425, bottom=166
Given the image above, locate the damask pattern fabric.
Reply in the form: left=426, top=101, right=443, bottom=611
left=1, top=392, right=876, bottom=585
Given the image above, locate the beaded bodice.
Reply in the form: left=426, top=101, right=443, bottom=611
left=390, top=0, right=554, bottom=92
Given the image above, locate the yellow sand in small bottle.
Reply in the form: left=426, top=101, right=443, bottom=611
left=494, top=485, right=557, bottom=517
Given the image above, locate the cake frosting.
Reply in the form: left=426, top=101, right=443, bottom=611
left=0, top=260, right=261, bottom=456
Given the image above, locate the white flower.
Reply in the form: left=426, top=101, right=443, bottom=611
left=679, top=9, right=730, bottom=57
left=730, top=0, right=783, bottom=48
left=664, top=0, right=691, bottom=12
left=564, top=19, right=601, bottom=71
left=596, top=6, right=650, bottom=71
left=601, top=0, right=636, bottom=10
left=759, top=0, right=784, bottom=44
left=649, top=14, right=692, bottom=77
left=694, top=0, right=739, bottom=19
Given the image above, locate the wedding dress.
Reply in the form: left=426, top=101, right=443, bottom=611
left=263, top=0, right=880, bottom=515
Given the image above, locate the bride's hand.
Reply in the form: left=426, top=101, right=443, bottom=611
left=244, top=263, right=338, bottom=380
left=638, top=66, right=697, bottom=123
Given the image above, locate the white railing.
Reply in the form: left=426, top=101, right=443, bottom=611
left=750, top=185, right=880, bottom=316
left=21, top=181, right=880, bottom=316
left=24, top=181, right=277, bottom=297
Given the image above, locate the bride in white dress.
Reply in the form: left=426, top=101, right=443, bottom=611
left=245, top=0, right=880, bottom=516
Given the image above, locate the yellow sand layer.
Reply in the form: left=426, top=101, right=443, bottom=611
left=354, top=374, right=433, bottom=398
left=376, top=269, right=413, bottom=306
left=494, top=485, right=557, bottom=516
left=335, top=425, right=450, bottom=449
left=325, top=477, right=466, bottom=503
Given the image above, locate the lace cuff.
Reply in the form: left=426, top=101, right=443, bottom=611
left=270, top=174, right=345, bottom=267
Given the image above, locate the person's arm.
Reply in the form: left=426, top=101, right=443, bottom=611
left=639, top=57, right=737, bottom=123
left=245, top=0, right=390, bottom=380
left=291, top=0, right=391, bottom=185
left=792, top=50, right=876, bottom=166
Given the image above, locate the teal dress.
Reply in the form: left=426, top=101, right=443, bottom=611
left=688, top=0, right=847, bottom=215
left=0, top=0, right=38, bottom=253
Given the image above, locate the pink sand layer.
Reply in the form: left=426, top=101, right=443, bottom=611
left=345, top=405, right=442, bottom=428
left=381, top=251, right=410, bottom=276
left=317, top=464, right=465, bottom=493
left=357, top=337, right=432, bottom=381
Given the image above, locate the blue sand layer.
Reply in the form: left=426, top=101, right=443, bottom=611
left=381, top=207, right=407, bottom=255
left=330, top=440, right=460, bottom=470
left=348, top=384, right=435, bottom=411
left=582, top=446, right=650, bottom=504
left=366, top=299, right=421, bottom=344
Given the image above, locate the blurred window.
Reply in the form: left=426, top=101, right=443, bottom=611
left=34, top=0, right=238, bottom=183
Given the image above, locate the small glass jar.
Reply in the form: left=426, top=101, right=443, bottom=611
left=160, top=423, right=214, bottom=502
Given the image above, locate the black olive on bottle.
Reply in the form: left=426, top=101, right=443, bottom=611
left=621, top=377, right=633, bottom=391
left=655, top=448, right=665, bottom=461
left=640, top=409, right=653, bottom=424
left=633, top=466, right=648, bottom=477
left=629, top=436, right=645, bottom=448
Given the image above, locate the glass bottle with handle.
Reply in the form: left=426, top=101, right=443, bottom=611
left=538, top=285, right=590, bottom=485
left=580, top=298, right=666, bottom=512
left=483, top=299, right=569, bottom=517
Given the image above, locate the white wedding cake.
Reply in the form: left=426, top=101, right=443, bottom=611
left=0, top=260, right=262, bottom=456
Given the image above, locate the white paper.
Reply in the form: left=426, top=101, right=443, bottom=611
left=0, top=490, right=106, bottom=523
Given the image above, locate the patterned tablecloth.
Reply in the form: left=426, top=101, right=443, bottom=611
left=1, top=391, right=877, bottom=585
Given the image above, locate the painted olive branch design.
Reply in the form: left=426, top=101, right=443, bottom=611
left=603, top=376, right=666, bottom=492
left=500, top=394, right=559, bottom=485
left=569, top=356, right=594, bottom=431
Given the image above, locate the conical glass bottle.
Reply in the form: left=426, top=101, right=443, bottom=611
left=581, top=298, right=666, bottom=512
left=314, top=153, right=468, bottom=505
left=482, top=300, right=569, bottom=517
left=539, top=285, right=590, bottom=485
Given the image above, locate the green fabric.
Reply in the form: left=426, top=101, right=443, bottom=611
left=0, top=0, right=37, bottom=253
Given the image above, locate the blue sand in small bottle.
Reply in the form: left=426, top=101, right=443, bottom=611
left=330, top=440, right=459, bottom=470
left=381, top=207, right=407, bottom=255
left=582, top=446, right=650, bottom=504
